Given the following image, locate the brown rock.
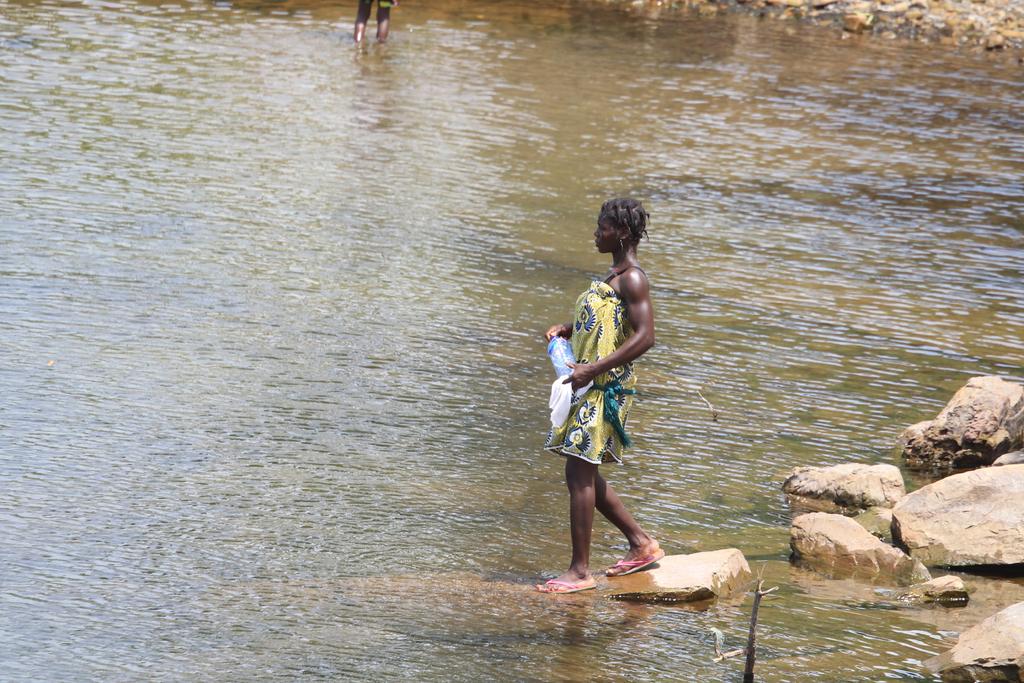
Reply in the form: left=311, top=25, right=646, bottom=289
left=605, top=549, right=752, bottom=604
left=782, top=463, right=906, bottom=511
left=924, top=601, right=1024, bottom=681
left=844, top=12, right=876, bottom=31
left=898, top=575, right=970, bottom=604
left=891, top=465, right=1024, bottom=568
left=993, top=450, right=1024, bottom=466
left=899, top=376, right=1024, bottom=471
left=854, top=506, right=894, bottom=540
left=791, top=512, right=931, bottom=584
left=986, top=32, right=1006, bottom=48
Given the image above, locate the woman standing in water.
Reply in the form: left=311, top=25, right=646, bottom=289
left=353, top=0, right=394, bottom=44
left=537, top=198, right=663, bottom=594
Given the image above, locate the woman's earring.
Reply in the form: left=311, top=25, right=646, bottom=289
left=619, top=238, right=624, bottom=251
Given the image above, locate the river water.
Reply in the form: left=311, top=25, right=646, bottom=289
left=2, top=0, right=1023, bottom=679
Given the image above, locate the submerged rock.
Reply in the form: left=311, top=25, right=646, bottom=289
left=605, top=549, right=752, bottom=604
left=854, top=506, right=894, bottom=541
left=924, top=601, right=1024, bottom=681
left=791, top=512, right=930, bottom=584
left=898, top=575, right=970, bottom=605
left=891, top=465, right=1024, bottom=568
left=782, top=463, right=905, bottom=512
left=899, top=376, right=1024, bottom=471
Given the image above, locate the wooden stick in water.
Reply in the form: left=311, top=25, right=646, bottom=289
left=743, top=580, right=778, bottom=682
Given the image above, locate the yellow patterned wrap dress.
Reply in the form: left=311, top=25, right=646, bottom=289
left=545, top=280, right=638, bottom=465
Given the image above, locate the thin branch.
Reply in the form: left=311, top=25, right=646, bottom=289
left=714, top=649, right=745, bottom=663
left=696, top=387, right=719, bottom=421
left=710, top=628, right=746, bottom=662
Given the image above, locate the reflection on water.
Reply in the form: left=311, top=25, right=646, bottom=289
left=1, top=0, right=1022, bottom=679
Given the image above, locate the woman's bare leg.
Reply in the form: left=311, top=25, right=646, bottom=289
left=595, top=472, right=661, bottom=573
left=565, top=457, right=597, bottom=578
left=537, top=457, right=598, bottom=591
left=595, top=473, right=648, bottom=546
left=376, top=6, right=391, bottom=42
left=353, top=1, right=372, bottom=43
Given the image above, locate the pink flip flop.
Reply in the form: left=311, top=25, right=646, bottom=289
left=606, top=549, right=666, bottom=577
left=535, top=579, right=597, bottom=594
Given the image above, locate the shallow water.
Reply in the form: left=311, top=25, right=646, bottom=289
left=2, top=0, right=1023, bottom=679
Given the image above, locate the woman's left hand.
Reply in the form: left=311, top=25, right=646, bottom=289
left=562, top=362, right=599, bottom=391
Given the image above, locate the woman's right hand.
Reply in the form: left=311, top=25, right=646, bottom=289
left=545, top=323, right=572, bottom=341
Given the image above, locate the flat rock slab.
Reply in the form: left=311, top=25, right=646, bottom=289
left=783, top=463, right=906, bottom=512
left=925, top=601, right=1024, bottom=681
left=892, top=464, right=1024, bottom=568
left=605, top=548, right=752, bottom=604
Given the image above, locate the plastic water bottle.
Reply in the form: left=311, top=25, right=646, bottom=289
left=547, top=336, right=575, bottom=378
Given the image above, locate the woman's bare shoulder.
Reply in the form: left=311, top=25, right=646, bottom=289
left=616, top=267, right=649, bottom=298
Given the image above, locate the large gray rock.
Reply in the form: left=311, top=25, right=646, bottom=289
left=605, top=549, right=752, bottom=604
left=791, top=512, right=930, bottom=584
left=783, top=463, right=905, bottom=511
left=891, top=465, right=1024, bottom=568
left=900, top=376, right=1024, bottom=471
left=924, top=601, right=1024, bottom=681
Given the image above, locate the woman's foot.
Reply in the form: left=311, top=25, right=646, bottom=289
left=605, top=539, right=664, bottom=577
left=535, top=570, right=597, bottom=594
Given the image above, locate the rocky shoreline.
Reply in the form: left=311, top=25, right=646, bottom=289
left=601, top=0, right=1024, bottom=56
left=780, top=375, right=1024, bottom=681
left=535, top=375, right=1024, bottom=679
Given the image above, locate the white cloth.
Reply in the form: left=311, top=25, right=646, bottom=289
left=549, top=376, right=592, bottom=427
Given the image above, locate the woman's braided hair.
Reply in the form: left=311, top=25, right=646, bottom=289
left=599, top=198, right=649, bottom=243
